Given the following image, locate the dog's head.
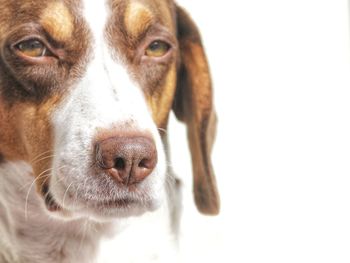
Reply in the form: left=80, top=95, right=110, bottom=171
left=0, top=0, right=219, bottom=220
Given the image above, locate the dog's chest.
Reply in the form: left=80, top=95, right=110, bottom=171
left=97, top=210, right=178, bottom=263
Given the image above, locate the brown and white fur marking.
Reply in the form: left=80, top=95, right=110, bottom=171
left=0, top=0, right=219, bottom=262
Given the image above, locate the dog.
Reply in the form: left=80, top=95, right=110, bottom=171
left=0, top=0, right=219, bottom=262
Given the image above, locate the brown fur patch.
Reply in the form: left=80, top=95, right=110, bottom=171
left=0, top=95, right=60, bottom=192
left=148, top=0, right=174, bottom=30
left=18, top=97, right=59, bottom=191
left=148, top=64, right=177, bottom=128
left=124, top=1, right=154, bottom=38
left=40, top=2, right=74, bottom=42
left=0, top=2, right=10, bottom=37
left=0, top=100, right=28, bottom=161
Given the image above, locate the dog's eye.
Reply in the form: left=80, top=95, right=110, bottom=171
left=145, top=41, right=170, bottom=57
left=15, top=39, right=47, bottom=58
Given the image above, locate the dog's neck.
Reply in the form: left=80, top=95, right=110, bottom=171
left=0, top=161, right=117, bottom=263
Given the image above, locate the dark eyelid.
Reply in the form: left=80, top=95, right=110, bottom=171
left=12, top=36, right=56, bottom=57
left=5, top=23, right=66, bottom=59
left=136, top=23, right=177, bottom=46
left=12, top=35, right=46, bottom=48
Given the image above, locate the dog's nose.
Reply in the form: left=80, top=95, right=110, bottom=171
left=95, top=135, right=157, bottom=185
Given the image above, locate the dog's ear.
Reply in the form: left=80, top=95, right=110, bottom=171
left=173, top=5, right=220, bottom=215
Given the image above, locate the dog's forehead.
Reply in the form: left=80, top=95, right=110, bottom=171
left=110, top=0, right=174, bottom=24
left=0, top=0, right=175, bottom=41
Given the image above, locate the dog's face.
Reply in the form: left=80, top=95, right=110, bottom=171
left=0, top=0, right=219, bottom=220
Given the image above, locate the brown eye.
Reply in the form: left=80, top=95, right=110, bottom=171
left=16, top=39, right=47, bottom=57
left=145, top=41, right=170, bottom=57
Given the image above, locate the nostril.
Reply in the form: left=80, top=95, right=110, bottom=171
left=138, top=159, right=148, bottom=168
left=114, top=157, right=126, bottom=170
left=138, top=159, right=151, bottom=169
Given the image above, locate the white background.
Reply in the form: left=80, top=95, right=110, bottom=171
left=171, top=0, right=350, bottom=262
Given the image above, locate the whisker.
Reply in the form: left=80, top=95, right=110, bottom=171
left=31, top=154, right=57, bottom=166
left=72, top=177, right=87, bottom=210
left=24, top=171, right=51, bottom=221
left=24, top=165, right=67, bottom=221
left=30, top=150, right=54, bottom=163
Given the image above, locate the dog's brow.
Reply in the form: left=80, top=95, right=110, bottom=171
left=124, top=2, right=154, bottom=38
left=40, top=2, right=73, bottom=42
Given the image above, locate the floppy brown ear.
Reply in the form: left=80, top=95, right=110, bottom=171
left=173, top=5, right=220, bottom=215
